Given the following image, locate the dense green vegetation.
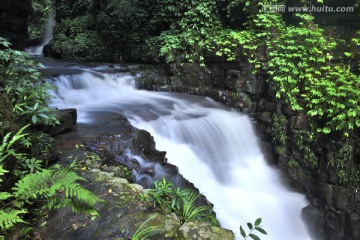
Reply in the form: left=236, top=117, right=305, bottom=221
left=52, top=0, right=359, bottom=136
left=0, top=37, right=101, bottom=239
left=51, top=0, right=360, bottom=182
left=1, top=0, right=359, bottom=238
left=28, top=0, right=53, bottom=39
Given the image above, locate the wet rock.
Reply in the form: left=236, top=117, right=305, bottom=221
left=39, top=164, right=231, bottom=240
left=281, top=103, right=293, bottom=116
left=324, top=208, right=346, bottom=240
left=224, top=69, right=242, bottom=91
left=175, top=222, right=234, bottom=240
left=323, top=184, right=334, bottom=205
left=347, top=213, right=360, bottom=240
left=258, top=112, right=272, bottom=124
left=242, top=78, right=259, bottom=94
left=333, top=186, right=352, bottom=210
left=259, top=100, right=278, bottom=112
left=132, top=130, right=156, bottom=155
left=302, top=205, right=326, bottom=240
left=292, top=115, right=310, bottom=130
left=42, top=108, right=77, bottom=136
left=43, top=41, right=63, bottom=59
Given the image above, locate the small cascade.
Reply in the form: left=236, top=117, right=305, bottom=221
left=48, top=66, right=312, bottom=240
left=26, top=12, right=55, bottom=56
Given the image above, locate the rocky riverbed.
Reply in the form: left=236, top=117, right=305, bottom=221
left=36, top=109, right=234, bottom=240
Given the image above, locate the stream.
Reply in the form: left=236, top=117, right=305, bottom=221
left=45, top=62, right=312, bottom=240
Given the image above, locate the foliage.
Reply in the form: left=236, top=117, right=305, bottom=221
left=0, top=37, right=58, bottom=130
left=131, top=215, right=162, bottom=240
left=51, top=0, right=359, bottom=180
left=293, top=130, right=318, bottom=168
left=253, top=12, right=359, bottom=136
left=52, top=0, right=154, bottom=61
left=239, top=218, right=267, bottom=240
left=0, top=37, right=100, bottom=239
left=154, top=0, right=360, bottom=137
left=52, top=16, right=106, bottom=60
left=327, top=140, right=360, bottom=186
left=28, top=0, right=53, bottom=39
left=142, top=177, right=218, bottom=226
left=151, top=0, right=223, bottom=64
left=0, top=128, right=101, bottom=239
left=271, top=113, right=288, bottom=145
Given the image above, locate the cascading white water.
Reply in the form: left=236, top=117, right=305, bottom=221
left=49, top=68, right=312, bottom=240
left=26, top=12, right=55, bottom=56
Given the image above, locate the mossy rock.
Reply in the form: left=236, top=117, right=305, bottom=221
left=175, top=222, right=234, bottom=240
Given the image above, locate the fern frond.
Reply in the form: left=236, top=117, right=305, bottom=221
left=0, top=192, right=12, bottom=201
left=6, top=125, right=29, bottom=150
left=0, top=133, right=12, bottom=154
left=52, top=183, right=102, bottom=214
left=12, top=167, right=101, bottom=215
left=51, top=170, right=87, bottom=186
left=12, top=169, right=53, bottom=200
left=0, top=209, right=27, bottom=230
left=181, top=192, right=212, bottom=223
left=0, top=165, right=8, bottom=185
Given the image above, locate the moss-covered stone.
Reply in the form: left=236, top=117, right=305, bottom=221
left=175, top=222, right=234, bottom=240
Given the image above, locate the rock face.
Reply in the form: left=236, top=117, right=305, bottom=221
left=136, top=62, right=360, bottom=240
left=39, top=167, right=234, bottom=240
left=38, top=108, right=77, bottom=136
left=38, top=115, right=234, bottom=239
left=0, top=0, right=32, bottom=49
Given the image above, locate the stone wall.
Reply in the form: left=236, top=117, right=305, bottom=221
left=136, top=61, right=360, bottom=240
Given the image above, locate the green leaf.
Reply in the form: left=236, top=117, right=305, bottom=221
left=254, top=218, right=262, bottom=226
left=249, top=233, right=261, bottom=240
left=39, top=113, right=49, bottom=119
left=34, top=102, right=39, bottom=110
left=255, top=226, right=268, bottom=235
left=247, top=222, right=253, bottom=230
left=240, top=225, right=246, bottom=238
left=32, top=115, right=37, bottom=124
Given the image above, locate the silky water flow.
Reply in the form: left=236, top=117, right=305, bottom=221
left=49, top=66, right=312, bottom=240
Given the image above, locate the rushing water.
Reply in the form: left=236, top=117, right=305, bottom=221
left=48, top=65, right=312, bottom=240
left=26, top=13, right=55, bottom=56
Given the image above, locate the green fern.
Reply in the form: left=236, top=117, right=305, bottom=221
left=181, top=192, right=216, bottom=224
left=132, top=215, right=162, bottom=240
left=0, top=130, right=28, bottom=163
left=12, top=166, right=101, bottom=215
left=0, top=165, right=8, bottom=185
left=0, top=209, right=27, bottom=231
left=0, top=192, right=12, bottom=201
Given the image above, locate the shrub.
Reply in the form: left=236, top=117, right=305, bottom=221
left=142, top=177, right=219, bottom=226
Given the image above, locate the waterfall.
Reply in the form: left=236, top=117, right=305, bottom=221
left=26, top=12, right=55, bottom=56
left=49, top=66, right=312, bottom=240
